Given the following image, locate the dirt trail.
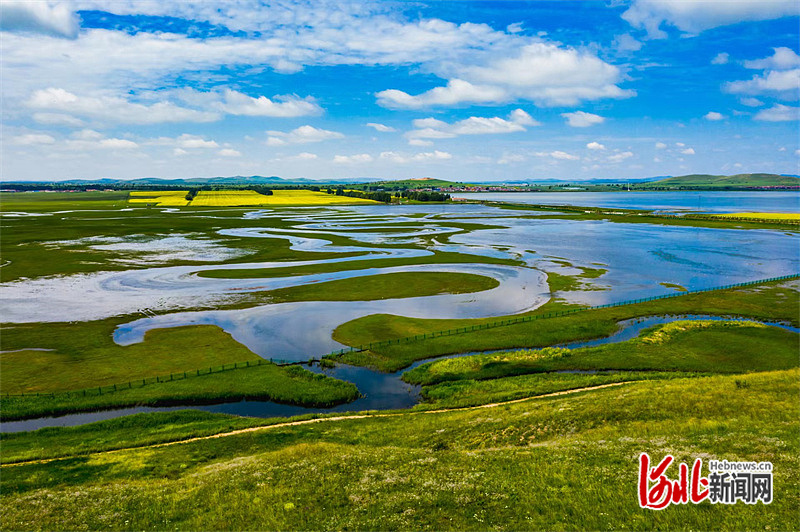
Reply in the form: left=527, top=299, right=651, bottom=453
left=2, top=381, right=632, bottom=467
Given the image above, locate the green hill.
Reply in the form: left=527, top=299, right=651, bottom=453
left=372, top=178, right=466, bottom=189
left=639, top=173, right=799, bottom=189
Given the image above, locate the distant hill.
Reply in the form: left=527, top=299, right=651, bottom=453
left=638, top=173, right=800, bottom=189
left=371, top=178, right=467, bottom=188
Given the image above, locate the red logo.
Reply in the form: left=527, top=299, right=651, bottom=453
left=638, top=453, right=708, bottom=510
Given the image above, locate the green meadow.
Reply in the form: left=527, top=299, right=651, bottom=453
left=0, top=191, right=798, bottom=530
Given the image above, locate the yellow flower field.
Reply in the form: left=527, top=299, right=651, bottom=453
left=128, top=189, right=379, bottom=207
left=128, top=191, right=190, bottom=206
left=711, top=212, right=800, bottom=221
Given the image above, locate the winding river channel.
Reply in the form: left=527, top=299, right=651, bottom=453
left=1, top=201, right=798, bottom=432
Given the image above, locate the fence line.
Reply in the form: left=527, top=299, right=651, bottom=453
left=326, top=272, right=800, bottom=357
left=5, top=273, right=798, bottom=399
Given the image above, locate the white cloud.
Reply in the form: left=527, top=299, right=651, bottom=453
left=26, top=88, right=219, bottom=125
left=405, top=109, right=538, bottom=143
left=99, top=138, right=138, bottom=149
left=562, top=111, right=605, bottom=128
left=213, top=89, right=322, bottom=117
left=12, top=133, right=56, bottom=145
left=218, top=148, right=241, bottom=157
left=333, top=153, right=373, bottom=164
left=366, top=122, right=396, bottom=132
left=704, top=111, right=725, bottom=121
left=608, top=151, right=634, bottom=163
left=266, top=125, right=344, bottom=146
left=408, top=139, right=434, bottom=147
left=675, top=142, right=685, bottom=147
left=681, top=148, right=695, bottom=155
left=379, top=150, right=452, bottom=163
left=744, top=47, right=800, bottom=70
left=655, top=142, right=667, bottom=149
left=754, top=104, right=800, bottom=122
left=498, top=153, right=526, bottom=164
left=613, top=33, right=643, bottom=53
left=711, top=53, right=729, bottom=65
left=724, top=69, right=800, bottom=98
left=535, top=150, right=579, bottom=161
left=739, top=97, right=764, bottom=107
left=0, top=1, right=79, bottom=38
left=622, top=0, right=799, bottom=38
left=175, top=134, right=218, bottom=149
left=586, top=142, right=606, bottom=150
left=376, top=79, right=507, bottom=109
left=377, top=42, right=632, bottom=109
left=31, top=112, right=86, bottom=126
left=173, top=148, right=188, bottom=156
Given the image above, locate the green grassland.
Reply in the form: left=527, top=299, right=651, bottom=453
left=330, top=279, right=799, bottom=371
left=404, top=320, right=797, bottom=386
left=637, top=173, right=800, bottom=189
left=262, top=271, right=498, bottom=303
left=1, top=363, right=359, bottom=421
left=1, top=193, right=798, bottom=530
left=1, top=369, right=797, bottom=530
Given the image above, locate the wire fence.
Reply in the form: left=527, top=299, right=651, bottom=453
left=5, top=273, right=798, bottom=399
left=325, top=272, right=800, bottom=356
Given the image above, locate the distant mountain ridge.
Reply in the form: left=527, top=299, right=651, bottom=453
left=638, top=173, right=800, bottom=188
left=2, top=173, right=797, bottom=188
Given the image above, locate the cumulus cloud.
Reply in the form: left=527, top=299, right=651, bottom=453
left=711, top=53, right=729, bottom=65
left=213, top=89, right=322, bottom=117
left=218, top=148, right=241, bottom=157
left=681, top=148, right=695, bottom=155
left=586, top=142, right=606, bottom=150
left=535, top=150, right=579, bottom=161
left=739, top=97, right=764, bottom=107
left=0, top=1, right=79, bottom=38
left=25, top=88, right=219, bottom=125
left=99, top=138, right=138, bottom=149
left=366, top=122, right=396, bottom=132
left=743, top=47, right=800, bottom=70
left=376, top=79, right=507, bottom=109
left=655, top=142, right=667, bottom=149
left=405, top=109, right=538, bottom=143
left=607, top=151, right=634, bottom=163
left=377, top=42, right=632, bottom=108
left=622, top=0, right=799, bottom=38
left=379, top=150, right=452, bottom=163
left=704, top=111, right=725, bottom=121
left=724, top=69, right=800, bottom=98
left=754, top=104, right=800, bottom=121
left=562, top=111, right=605, bottom=127
left=333, top=153, right=373, bottom=164
left=12, top=133, right=56, bottom=145
left=266, top=125, right=344, bottom=146
left=613, top=33, right=643, bottom=53
left=32, top=112, right=86, bottom=126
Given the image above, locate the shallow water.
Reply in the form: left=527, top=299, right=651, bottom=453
left=459, top=191, right=800, bottom=213
left=3, top=315, right=796, bottom=433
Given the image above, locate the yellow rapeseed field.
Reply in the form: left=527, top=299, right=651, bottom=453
left=128, top=189, right=379, bottom=207
left=711, top=212, right=800, bottom=221
left=128, top=191, right=190, bottom=206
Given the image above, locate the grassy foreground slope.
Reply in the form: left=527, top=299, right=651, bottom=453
left=331, top=278, right=799, bottom=371
left=1, top=370, right=797, bottom=530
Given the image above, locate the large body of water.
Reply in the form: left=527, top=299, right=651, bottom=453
left=2, top=197, right=798, bottom=432
left=458, top=190, right=799, bottom=213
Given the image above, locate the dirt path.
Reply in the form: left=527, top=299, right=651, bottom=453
left=2, top=381, right=632, bottom=467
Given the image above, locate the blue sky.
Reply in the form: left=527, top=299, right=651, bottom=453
left=2, top=0, right=799, bottom=182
